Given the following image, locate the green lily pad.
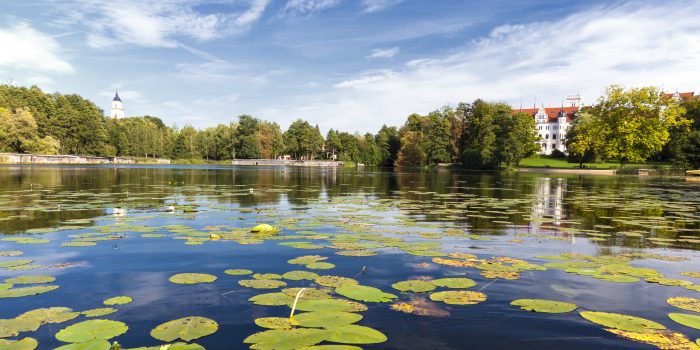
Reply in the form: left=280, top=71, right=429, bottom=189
left=224, top=269, right=253, bottom=276
left=314, top=276, right=358, bottom=288
left=645, top=277, right=692, bottom=286
left=254, top=317, right=294, bottom=329
left=249, top=292, right=294, bottom=306
left=429, top=291, right=487, bottom=305
left=0, top=259, right=33, bottom=269
left=302, top=346, right=362, bottom=350
left=288, top=255, right=327, bottom=265
left=150, top=316, right=219, bottom=342
left=0, top=251, right=23, bottom=257
left=431, top=278, right=476, bottom=289
left=667, top=297, right=700, bottom=312
left=282, top=270, right=319, bottom=281
left=124, top=342, right=204, bottom=350
left=592, top=274, right=640, bottom=283
left=251, top=224, right=278, bottom=233
left=335, top=285, right=397, bottom=303
left=0, top=285, right=59, bottom=298
left=294, top=299, right=368, bottom=313
left=391, top=280, right=436, bottom=293
left=579, top=311, right=665, bottom=333
left=3, top=275, right=55, bottom=284
left=292, top=311, right=363, bottom=328
left=82, top=308, right=118, bottom=317
left=103, top=296, right=132, bottom=305
left=668, top=313, right=700, bottom=330
left=18, top=307, right=79, bottom=324
left=0, top=337, right=38, bottom=350
left=169, top=273, right=217, bottom=285
left=62, top=242, right=97, bottom=247
left=239, top=279, right=287, bottom=289
left=253, top=273, right=283, bottom=280
left=282, top=288, right=332, bottom=300
left=0, top=318, right=41, bottom=338
left=325, top=325, right=387, bottom=344
left=55, top=320, right=129, bottom=343
left=54, top=339, right=111, bottom=350
left=244, top=328, right=328, bottom=350
left=510, top=299, right=578, bottom=313
left=306, top=262, right=335, bottom=270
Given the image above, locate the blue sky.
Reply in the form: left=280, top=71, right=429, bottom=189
left=1, top=0, right=699, bottom=133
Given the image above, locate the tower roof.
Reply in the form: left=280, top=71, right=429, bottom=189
left=113, top=90, right=122, bottom=102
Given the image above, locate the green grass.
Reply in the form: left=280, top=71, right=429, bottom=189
left=518, top=157, right=628, bottom=169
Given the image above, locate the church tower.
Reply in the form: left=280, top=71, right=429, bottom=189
left=110, top=90, right=124, bottom=119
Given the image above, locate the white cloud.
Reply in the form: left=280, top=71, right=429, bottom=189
left=0, top=22, right=73, bottom=73
left=368, top=47, right=399, bottom=59
left=361, top=0, right=403, bottom=13
left=52, top=0, right=270, bottom=48
left=257, top=1, right=700, bottom=133
left=281, top=0, right=341, bottom=16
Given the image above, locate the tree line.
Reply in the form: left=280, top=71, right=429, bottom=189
left=2, top=84, right=698, bottom=168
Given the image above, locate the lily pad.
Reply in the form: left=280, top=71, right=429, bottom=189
left=249, top=292, right=294, bottom=306
left=254, top=317, right=294, bottom=329
left=0, top=285, right=59, bottom=298
left=667, top=297, right=700, bottom=313
left=0, top=318, right=41, bottom=338
left=306, top=262, right=335, bottom=270
left=314, top=276, right=358, bottom=288
left=335, top=285, right=397, bottom=303
left=251, top=224, right=278, bottom=233
left=668, top=313, right=700, bottom=330
left=292, top=311, right=363, bottom=328
left=0, top=251, right=23, bottom=257
left=150, top=316, right=219, bottom=342
left=429, top=291, right=487, bottom=305
left=103, top=296, right=132, bottom=305
left=391, top=280, right=436, bottom=293
left=18, top=307, right=79, bottom=324
left=243, top=328, right=328, bottom=350
left=55, top=320, right=129, bottom=343
left=579, top=311, right=665, bottom=333
left=224, top=269, right=253, bottom=276
left=3, top=275, right=55, bottom=284
left=54, top=339, right=111, bottom=350
left=431, top=278, right=476, bottom=289
left=606, top=329, right=699, bottom=350
left=239, top=279, right=287, bottom=289
left=169, top=273, right=217, bottom=285
left=510, top=299, right=578, bottom=313
left=0, top=337, right=38, bottom=350
left=282, top=270, right=319, bottom=281
left=0, top=259, right=33, bottom=269
left=325, top=325, right=387, bottom=344
left=294, top=299, right=368, bottom=313
left=82, top=308, right=118, bottom=317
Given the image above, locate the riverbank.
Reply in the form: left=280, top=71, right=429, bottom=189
left=0, top=153, right=170, bottom=165
left=231, top=159, right=344, bottom=167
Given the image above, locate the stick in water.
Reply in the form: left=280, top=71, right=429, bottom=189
left=289, top=288, right=307, bottom=320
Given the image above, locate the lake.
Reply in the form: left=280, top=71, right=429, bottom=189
left=0, top=165, right=699, bottom=350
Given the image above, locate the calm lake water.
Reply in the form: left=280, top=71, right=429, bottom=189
left=1, top=165, right=699, bottom=349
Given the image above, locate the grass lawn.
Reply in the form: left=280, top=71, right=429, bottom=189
left=518, top=157, right=631, bottom=169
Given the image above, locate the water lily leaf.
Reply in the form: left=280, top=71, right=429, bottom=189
left=391, top=280, right=435, bottom=293
left=249, top=292, right=294, bottom=306
left=294, top=299, right=367, bottom=313
left=103, top=296, right=132, bottom=305
left=325, top=325, right=387, bottom=344
left=150, top=316, right=219, bottom=342
left=667, top=297, right=700, bottom=313
left=254, top=317, right=293, bottom=329
left=125, top=342, right=204, bottom=350
left=680, top=272, right=700, bottom=278
left=668, top=313, right=700, bottom=330
left=292, top=312, right=362, bottom=328
left=431, top=278, right=476, bottom=289
left=510, top=299, right=578, bottom=313
left=82, top=308, right=118, bottom=317
left=306, top=262, right=335, bottom=270
left=282, top=270, right=319, bottom=281
left=0, top=318, right=41, bottom=338
left=0, top=285, right=59, bottom=298
left=579, top=311, right=665, bottom=333
left=282, top=288, right=332, bottom=300
left=288, top=255, right=327, bottom=265
left=429, top=291, right=487, bottom=305
left=302, top=346, right=362, bottom=350
left=335, top=285, right=397, bottom=303
left=18, top=307, right=79, bottom=324
left=55, top=320, right=129, bottom=343
left=3, top=275, right=55, bottom=284
left=480, top=270, right=520, bottom=280
left=592, top=274, right=639, bottom=283
left=62, top=242, right=97, bottom=247
left=251, top=224, right=278, bottom=233
left=243, top=328, right=328, bottom=350
left=253, top=273, right=283, bottom=280
left=389, top=297, right=450, bottom=317
left=0, top=259, right=33, bottom=269
left=54, top=339, right=111, bottom=350
left=224, top=269, right=253, bottom=276
left=169, top=273, right=217, bottom=285
left=0, top=251, right=23, bottom=257
left=645, top=277, right=692, bottom=286
left=605, top=329, right=700, bottom=350
left=0, top=337, right=38, bottom=350
left=314, top=276, right=358, bottom=288
left=239, top=279, right=287, bottom=289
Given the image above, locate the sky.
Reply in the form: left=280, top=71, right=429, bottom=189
left=1, top=0, right=699, bottom=133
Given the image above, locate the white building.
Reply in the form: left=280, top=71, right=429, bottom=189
left=516, top=94, right=582, bottom=155
left=109, top=90, right=124, bottom=119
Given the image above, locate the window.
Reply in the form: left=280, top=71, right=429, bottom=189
left=546, top=125, right=549, bottom=130
left=545, top=134, right=549, bottom=139
left=553, top=134, right=557, bottom=140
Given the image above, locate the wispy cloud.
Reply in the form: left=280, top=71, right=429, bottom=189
left=0, top=22, right=73, bottom=74
left=257, top=1, right=700, bottom=133
left=361, top=0, right=403, bottom=13
left=281, top=0, right=341, bottom=16
left=368, top=47, right=399, bottom=58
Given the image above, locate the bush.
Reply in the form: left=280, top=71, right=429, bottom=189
left=550, top=149, right=566, bottom=159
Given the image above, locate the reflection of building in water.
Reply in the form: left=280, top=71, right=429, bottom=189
left=530, top=177, right=567, bottom=233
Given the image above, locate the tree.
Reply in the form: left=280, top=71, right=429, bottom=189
left=423, top=111, right=452, bottom=164
left=51, top=94, right=109, bottom=155
left=325, top=129, right=341, bottom=160
left=494, top=111, right=539, bottom=167
left=395, top=130, right=425, bottom=166
left=256, top=121, right=284, bottom=159
left=234, top=115, right=260, bottom=159
left=588, top=85, right=687, bottom=166
left=0, top=107, right=60, bottom=154
left=375, top=125, right=400, bottom=167
left=565, top=111, right=601, bottom=167
left=284, top=119, right=323, bottom=160
left=662, top=98, right=700, bottom=168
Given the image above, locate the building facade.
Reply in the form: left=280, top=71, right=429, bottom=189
left=110, top=90, right=124, bottom=119
left=517, top=95, right=582, bottom=155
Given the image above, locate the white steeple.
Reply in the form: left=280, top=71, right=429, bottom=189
left=110, top=90, right=124, bottom=119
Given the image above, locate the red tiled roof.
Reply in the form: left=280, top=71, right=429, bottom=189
left=662, top=92, right=695, bottom=100
left=514, top=106, right=579, bottom=123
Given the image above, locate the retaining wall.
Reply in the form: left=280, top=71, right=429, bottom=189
left=231, top=159, right=343, bottom=167
left=0, top=153, right=135, bottom=164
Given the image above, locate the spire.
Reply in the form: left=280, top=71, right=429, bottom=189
left=113, top=89, right=122, bottom=102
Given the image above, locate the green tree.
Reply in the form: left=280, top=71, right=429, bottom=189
left=565, top=111, right=601, bottom=167
left=375, top=125, right=400, bottom=167
left=0, top=107, right=60, bottom=154
left=51, top=94, right=109, bottom=155
left=423, top=110, right=452, bottom=164
left=284, top=119, right=323, bottom=159
left=234, top=115, right=260, bottom=159
left=325, top=129, right=342, bottom=160
left=256, top=121, right=284, bottom=159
